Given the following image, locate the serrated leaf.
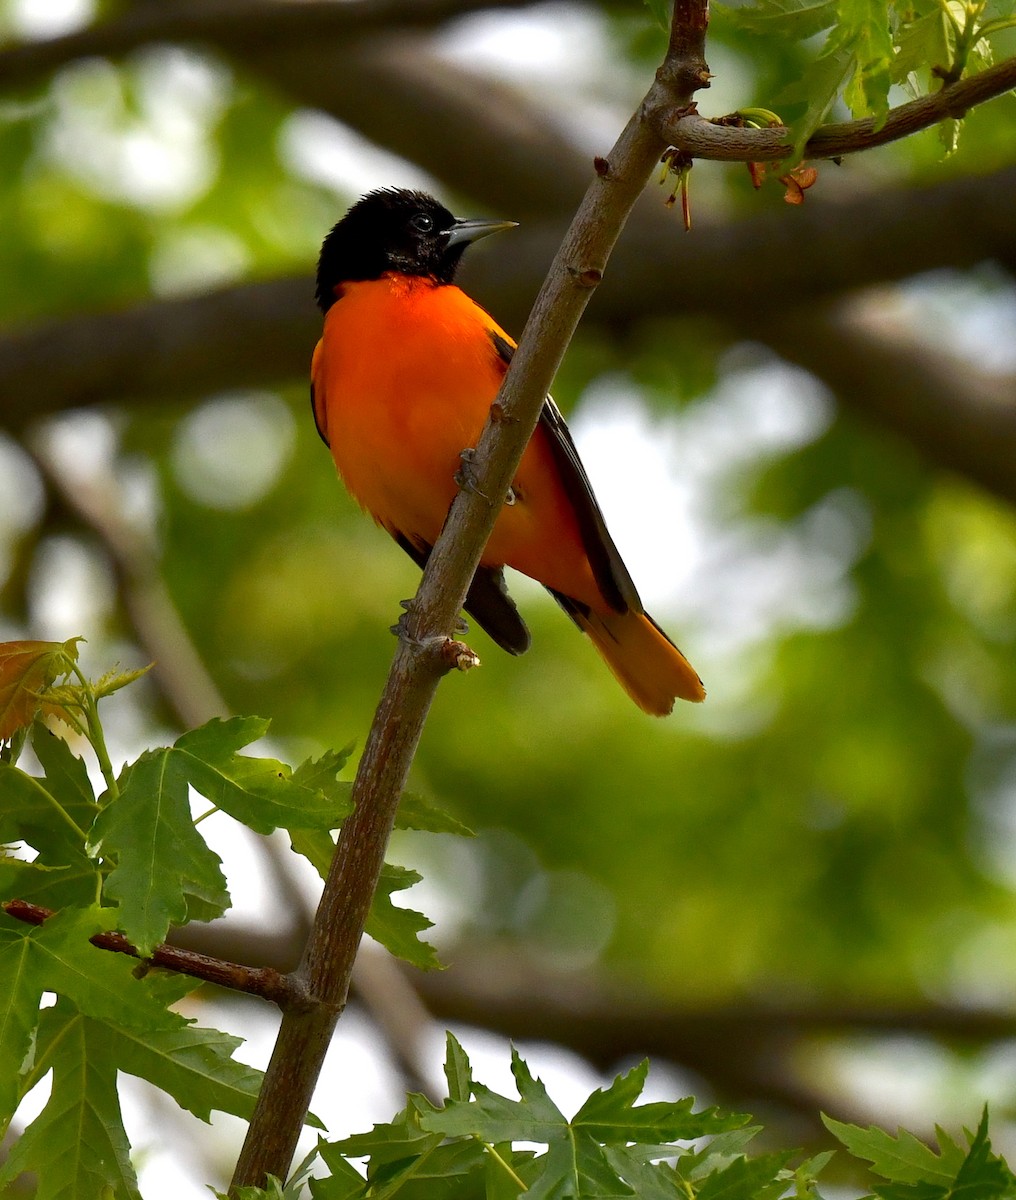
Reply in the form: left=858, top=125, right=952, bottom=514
left=603, top=1147, right=684, bottom=1200
left=225, top=1182, right=288, bottom=1200
left=313, top=1138, right=367, bottom=1199
left=574, top=1061, right=747, bottom=1143
left=108, top=1015, right=264, bottom=1122
left=444, top=1031, right=473, bottom=1104
left=90, top=745, right=229, bottom=953
left=678, top=1127, right=764, bottom=1179
left=31, top=723, right=97, bottom=828
left=365, top=863, right=439, bottom=970
left=951, top=1110, right=1015, bottom=1197
left=0, top=1002, right=140, bottom=1200
left=839, top=0, right=895, bottom=121
left=174, top=717, right=349, bottom=833
left=396, top=791, right=473, bottom=836
left=92, top=662, right=153, bottom=699
left=0, top=922, right=36, bottom=1128
left=424, top=1047, right=567, bottom=1145
left=0, top=905, right=184, bottom=1035
left=330, top=1093, right=443, bottom=1166
left=891, top=9, right=954, bottom=83
left=822, top=1114, right=964, bottom=1183
left=694, top=1151, right=795, bottom=1200
left=288, top=828, right=441, bottom=968
left=0, top=856, right=99, bottom=909
left=0, top=761, right=90, bottom=865
left=0, top=638, right=80, bottom=742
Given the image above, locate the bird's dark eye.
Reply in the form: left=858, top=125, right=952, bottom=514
left=410, top=213, right=434, bottom=233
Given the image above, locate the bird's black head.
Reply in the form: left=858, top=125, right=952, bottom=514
left=315, top=188, right=516, bottom=311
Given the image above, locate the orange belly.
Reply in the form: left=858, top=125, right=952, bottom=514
left=314, top=275, right=604, bottom=609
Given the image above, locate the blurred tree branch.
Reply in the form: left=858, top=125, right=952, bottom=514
left=3, top=164, right=1014, bottom=506
left=161, top=916, right=1016, bottom=1135
left=0, top=0, right=533, bottom=90
left=755, top=296, right=1016, bottom=505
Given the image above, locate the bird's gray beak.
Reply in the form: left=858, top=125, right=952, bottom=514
left=445, top=217, right=518, bottom=248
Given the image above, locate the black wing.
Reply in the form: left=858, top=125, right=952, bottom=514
left=489, top=331, right=642, bottom=616
left=394, top=533, right=531, bottom=656
left=310, top=380, right=329, bottom=447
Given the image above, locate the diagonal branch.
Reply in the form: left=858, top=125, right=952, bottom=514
left=228, top=0, right=712, bottom=1189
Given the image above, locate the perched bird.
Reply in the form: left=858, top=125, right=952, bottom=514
left=311, top=187, right=704, bottom=715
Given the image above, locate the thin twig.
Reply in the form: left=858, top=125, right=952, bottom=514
left=2, top=898, right=314, bottom=1011
left=659, top=54, right=1016, bottom=160
left=229, top=0, right=711, bottom=1189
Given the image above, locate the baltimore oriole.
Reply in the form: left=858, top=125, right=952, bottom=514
left=311, top=188, right=704, bottom=715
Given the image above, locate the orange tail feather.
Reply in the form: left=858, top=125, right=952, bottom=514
left=572, top=608, right=705, bottom=716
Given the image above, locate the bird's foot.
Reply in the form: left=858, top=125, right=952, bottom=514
left=390, top=602, right=469, bottom=641
left=391, top=602, right=480, bottom=673
left=455, top=448, right=517, bottom=507
left=454, top=448, right=491, bottom=503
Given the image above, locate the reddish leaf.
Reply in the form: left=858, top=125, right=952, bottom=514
left=0, top=639, right=80, bottom=741
left=780, top=164, right=819, bottom=205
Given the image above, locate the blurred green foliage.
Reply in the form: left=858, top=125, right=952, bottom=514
left=1, top=0, right=1016, bottom=1150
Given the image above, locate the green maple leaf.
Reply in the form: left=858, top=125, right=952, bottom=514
left=396, top=791, right=473, bottom=837
left=90, top=744, right=230, bottom=954
left=443, top=1029, right=473, bottom=1103
left=329, top=1093, right=445, bottom=1169
left=0, top=760, right=91, bottom=866
left=321, top=1037, right=767, bottom=1200
left=312, top=1140, right=367, bottom=1199
left=418, top=1040, right=749, bottom=1199
left=573, top=1060, right=746, bottom=1142
left=89, top=717, right=357, bottom=952
left=31, top=722, right=98, bottom=847
left=366, top=863, right=438, bottom=971
left=171, top=717, right=351, bottom=833
left=693, top=1151, right=796, bottom=1200
left=0, top=1001, right=140, bottom=1200
left=0, top=919, right=37, bottom=1129
left=424, top=1044, right=567, bottom=1145
left=0, top=907, right=185, bottom=1126
left=104, top=1010, right=264, bottom=1123
left=0, top=855, right=98, bottom=910
left=839, top=0, right=895, bottom=122
left=289, top=831, right=440, bottom=970
left=823, top=1114, right=966, bottom=1184
left=828, top=1109, right=1015, bottom=1199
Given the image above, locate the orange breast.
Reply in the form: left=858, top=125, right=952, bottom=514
left=313, top=274, right=604, bottom=610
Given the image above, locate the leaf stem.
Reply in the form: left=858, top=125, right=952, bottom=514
left=483, top=1142, right=528, bottom=1191
left=14, top=770, right=89, bottom=841
left=71, top=664, right=119, bottom=801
